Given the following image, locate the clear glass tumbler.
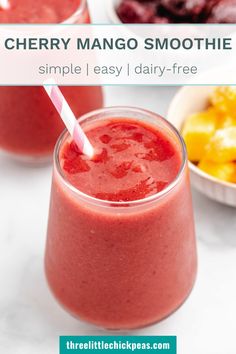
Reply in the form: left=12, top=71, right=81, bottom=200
left=45, top=107, right=197, bottom=329
left=0, top=0, right=103, bottom=164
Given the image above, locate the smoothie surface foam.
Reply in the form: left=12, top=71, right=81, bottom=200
left=60, top=119, right=182, bottom=202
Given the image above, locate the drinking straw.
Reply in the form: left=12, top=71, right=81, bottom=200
left=0, top=0, right=10, bottom=9
left=43, top=79, right=94, bottom=158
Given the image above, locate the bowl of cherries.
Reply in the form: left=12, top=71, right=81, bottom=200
left=106, top=0, right=236, bottom=24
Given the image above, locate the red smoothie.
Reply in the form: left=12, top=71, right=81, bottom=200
left=0, top=0, right=81, bottom=23
left=0, top=0, right=103, bottom=161
left=45, top=107, right=197, bottom=329
left=60, top=120, right=181, bottom=201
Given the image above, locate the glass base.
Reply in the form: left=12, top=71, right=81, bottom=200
left=45, top=270, right=197, bottom=332
left=0, top=148, right=53, bottom=167
left=99, top=277, right=197, bottom=332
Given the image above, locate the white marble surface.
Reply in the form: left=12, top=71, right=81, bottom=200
left=0, top=2, right=236, bottom=354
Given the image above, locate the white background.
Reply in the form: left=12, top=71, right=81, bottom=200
left=0, top=1, right=236, bottom=353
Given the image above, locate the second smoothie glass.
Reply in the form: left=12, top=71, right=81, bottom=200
left=45, top=107, right=197, bottom=330
left=0, top=0, right=103, bottom=163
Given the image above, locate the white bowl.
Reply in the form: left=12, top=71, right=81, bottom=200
left=167, top=85, right=236, bottom=207
left=106, top=0, right=122, bottom=24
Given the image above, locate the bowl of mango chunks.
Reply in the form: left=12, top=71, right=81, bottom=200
left=167, top=85, right=236, bottom=207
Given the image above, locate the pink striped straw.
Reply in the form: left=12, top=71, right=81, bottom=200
left=43, top=79, right=94, bottom=158
left=0, top=0, right=10, bottom=9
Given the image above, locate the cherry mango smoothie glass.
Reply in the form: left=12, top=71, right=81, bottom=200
left=45, top=107, right=197, bottom=330
left=0, top=0, right=103, bottom=163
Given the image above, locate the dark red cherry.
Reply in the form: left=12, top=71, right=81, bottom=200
left=117, top=0, right=156, bottom=23
left=151, top=15, right=170, bottom=22
left=160, top=0, right=206, bottom=18
left=207, top=0, right=236, bottom=23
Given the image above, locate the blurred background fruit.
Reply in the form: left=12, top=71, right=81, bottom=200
left=116, top=0, right=236, bottom=23
left=182, top=87, right=236, bottom=184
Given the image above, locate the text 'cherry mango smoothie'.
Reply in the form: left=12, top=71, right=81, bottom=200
left=0, top=0, right=103, bottom=162
left=45, top=107, right=197, bottom=329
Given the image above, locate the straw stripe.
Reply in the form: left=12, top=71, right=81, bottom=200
left=43, top=79, right=94, bottom=158
left=50, top=87, right=63, bottom=114
left=73, top=124, right=87, bottom=155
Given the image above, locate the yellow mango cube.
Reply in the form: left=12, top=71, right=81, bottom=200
left=205, top=127, right=236, bottom=163
left=198, top=160, right=236, bottom=183
left=218, top=114, right=236, bottom=129
left=182, top=110, right=217, bottom=162
left=210, top=86, right=236, bottom=115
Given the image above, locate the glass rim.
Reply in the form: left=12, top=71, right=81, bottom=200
left=54, top=106, right=187, bottom=208
left=62, top=0, right=87, bottom=24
